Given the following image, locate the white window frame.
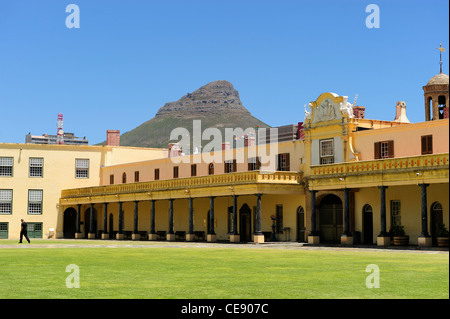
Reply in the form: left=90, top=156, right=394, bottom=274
left=75, top=159, right=89, bottom=179
left=29, top=158, right=44, bottom=178
left=28, top=189, right=43, bottom=215
left=320, top=139, right=334, bottom=164
left=0, top=157, right=13, bottom=177
left=0, top=189, right=13, bottom=214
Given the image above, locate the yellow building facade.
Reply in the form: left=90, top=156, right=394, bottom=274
left=1, top=73, right=449, bottom=248
left=0, top=143, right=166, bottom=239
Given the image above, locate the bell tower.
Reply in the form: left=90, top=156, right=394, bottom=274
left=423, top=44, right=449, bottom=121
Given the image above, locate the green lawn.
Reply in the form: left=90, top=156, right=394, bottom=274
left=0, top=240, right=448, bottom=299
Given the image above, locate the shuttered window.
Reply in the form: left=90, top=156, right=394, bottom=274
left=374, top=141, right=394, bottom=159
left=421, top=135, right=433, bottom=155
left=277, top=153, right=291, bottom=171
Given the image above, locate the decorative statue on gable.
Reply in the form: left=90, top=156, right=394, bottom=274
left=304, top=103, right=312, bottom=120
left=339, top=96, right=355, bottom=118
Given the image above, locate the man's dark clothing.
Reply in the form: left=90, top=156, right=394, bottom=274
left=20, top=222, right=30, bottom=243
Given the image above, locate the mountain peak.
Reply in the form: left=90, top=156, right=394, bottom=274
left=156, top=80, right=248, bottom=116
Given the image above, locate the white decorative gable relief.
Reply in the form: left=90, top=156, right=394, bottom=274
left=304, top=92, right=354, bottom=125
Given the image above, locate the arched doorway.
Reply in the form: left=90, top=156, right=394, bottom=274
left=239, top=204, right=252, bottom=242
left=63, top=208, right=77, bottom=239
left=296, top=206, right=305, bottom=242
left=430, top=202, right=443, bottom=246
left=84, top=207, right=97, bottom=239
left=319, top=194, right=343, bottom=243
left=362, top=204, right=373, bottom=244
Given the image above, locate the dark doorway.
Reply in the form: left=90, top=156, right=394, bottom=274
left=239, top=204, right=252, bottom=242
left=109, top=213, right=114, bottom=238
left=430, top=202, right=443, bottom=246
left=63, top=208, right=77, bottom=239
left=297, top=206, right=305, bottom=242
left=84, top=207, right=97, bottom=238
left=319, top=194, right=343, bottom=243
left=362, top=204, right=374, bottom=244
left=207, top=210, right=212, bottom=235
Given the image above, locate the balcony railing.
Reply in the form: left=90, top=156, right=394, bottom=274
left=310, top=153, right=449, bottom=177
left=61, top=171, right=301, bottom=198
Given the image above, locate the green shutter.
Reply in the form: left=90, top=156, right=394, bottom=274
left=0, top=223, right=8, bottom=239
left=28, top=223, right=43, bottom=238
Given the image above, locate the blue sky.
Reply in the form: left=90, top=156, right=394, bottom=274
left=0, top=0, right=448, bottom=145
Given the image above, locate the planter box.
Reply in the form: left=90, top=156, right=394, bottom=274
left=393, top=236, right=409, bottom=246
left=437, top=237, right=449, bottom=247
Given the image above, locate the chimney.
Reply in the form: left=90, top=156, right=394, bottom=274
left=353, top=106, right=365, bottom=119
left=106, top=130, right=120, bottom=146
left=244, top=136, right=256, bottom=147
left=297, top=122, right=305, bottom=139
left=394, top=101, right=410, bottom=123
left=168, top=143, right=182, bottom=158
left=221, top=142, right=230, bottom=150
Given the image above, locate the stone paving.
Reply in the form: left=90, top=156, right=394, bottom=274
left=1, top=239, right=448, bottom=254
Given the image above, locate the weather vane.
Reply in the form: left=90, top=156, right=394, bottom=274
left=437, top=43, right=446, bottom=73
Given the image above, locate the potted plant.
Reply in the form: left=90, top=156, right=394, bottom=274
left=436, top=223, right=449, bottom=247
left=390, top=225, right=409, bottom=246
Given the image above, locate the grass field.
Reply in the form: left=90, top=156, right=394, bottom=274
left=0, top=240, right=448, bottom=299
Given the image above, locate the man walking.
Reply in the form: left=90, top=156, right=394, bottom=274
left=19, top=219, right=31, bottom=243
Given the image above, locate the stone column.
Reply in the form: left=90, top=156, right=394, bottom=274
left=341, top=188, right=353, bottom=245
left=102, top=203, right=109, bottom=239
left=167, top=199, right=176, bottom=241
left=88, top=203, right=96, bottom=239
left=307, top=190, right=319, bottom=244
left=116, top=202, right=124, bottom=240
left=75, top=204, right=83, bottom=239
left=149, top=200, right=158, bottom=240
left=186, top=197, right=195, bottom=241
left=418, top=184, right=432, bottom=247
left=254, top=193, right=264, bottom=243
left=132, top=201, right=140, bottom=240
left=230, top=195, right=240, bottom=243
left=377, top=186, right=390, bottom=246
left=207, top=196, right=217, bottom=242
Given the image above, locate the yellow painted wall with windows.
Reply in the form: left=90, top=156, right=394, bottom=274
left=0, top=143, right=166, bottom=239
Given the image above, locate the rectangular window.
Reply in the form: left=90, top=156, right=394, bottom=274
left=28, top=190, right=43, bottom=215
left=134, top=171, right=140, bottom=182
left=276, top=205, right=283, bottom=232
left=110, top=174, right=114, bottom=185
left=0, top=190, right=13, bottom=214
left=248, top=157, right=261, bottom=171
left=277, top=153, right=291, bottom=170
left=154, top=168, right=160, bottom=180
left=75, top=159, right=89, bottom=178
left=421, top=135, right=433, bottom=155
left=374, top=141, right=394, bottom=159
left=208, top=163, right=214, bottom=175
left=0, top=157, right=13, bottom=177
left=173, top=166, right=179, bottom=179
left=224, top=160, right=237, bottom=173
left=29, top=158, right=43, bottom=177
left=390, top=200, right=401, bottom=227
left=320, top=139, right=334, bottom=164
left=191, top=164, right=197, bottom=177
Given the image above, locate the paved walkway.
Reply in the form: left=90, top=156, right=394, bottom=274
left=1, top=239, right=448, bottom=254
